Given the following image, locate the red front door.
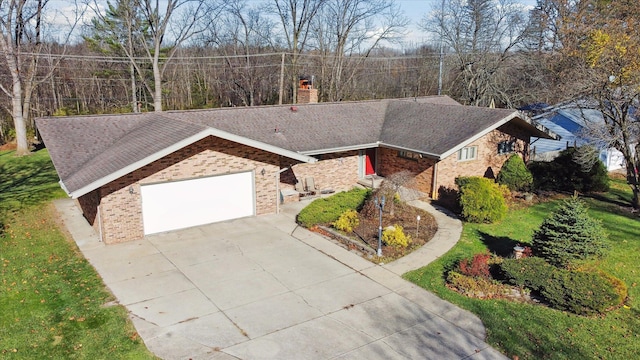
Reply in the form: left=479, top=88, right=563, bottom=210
left=365, top=149, right=376, bottom=175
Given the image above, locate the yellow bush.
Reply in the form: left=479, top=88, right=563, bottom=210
left=332, top=209, right=360, bottom=233
left=382, top=225, right=411, bottom=249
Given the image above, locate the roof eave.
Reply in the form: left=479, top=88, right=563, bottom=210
left=378, top=142, right=440, bottom=159
left=299, top=143, right=380, bottom=155
left=66, top=128, right=317, bottom=199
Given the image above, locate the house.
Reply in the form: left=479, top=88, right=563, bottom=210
left=36, top=94, right=555, bottom=244
left=525, top=102, right=626, bottom=171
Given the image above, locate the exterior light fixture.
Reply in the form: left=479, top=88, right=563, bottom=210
left=416, top=215, right=421, bottom=238
left=374, top=195, right=386, bottom=257
left=261, top=168, right=266, bottom=176
left=129, top=186, right=135, bottom=194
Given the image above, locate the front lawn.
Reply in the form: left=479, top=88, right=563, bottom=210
left=0, top=150, right=155, bottom=359
left=404, top=177, right=640, bottom=359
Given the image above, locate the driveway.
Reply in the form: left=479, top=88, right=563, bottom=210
left=55, top=199, right=507, bottom=360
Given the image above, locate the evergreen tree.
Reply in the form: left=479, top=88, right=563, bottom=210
left=497, top=154, right=533, bottom=191
left=532, top=196, right=608, bottom=267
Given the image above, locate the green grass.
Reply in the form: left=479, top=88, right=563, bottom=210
left=404, top=178, right=640, bottom=359
left=0, top=150, right=156, bottom=359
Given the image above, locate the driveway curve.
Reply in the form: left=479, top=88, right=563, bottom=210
left=55, top=198, right=507, bottom=360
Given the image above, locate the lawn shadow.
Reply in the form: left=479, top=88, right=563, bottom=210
left=477, top=230, right=522, bottom=258
left=584, top=192, right=630, bottom=209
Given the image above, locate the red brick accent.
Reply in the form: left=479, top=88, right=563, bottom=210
left=80, top=136, right=279, bottom=244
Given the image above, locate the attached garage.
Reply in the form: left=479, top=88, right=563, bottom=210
left=140, top=171, right=255, bottom=235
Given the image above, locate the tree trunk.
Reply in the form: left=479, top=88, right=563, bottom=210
left=12, top=80, right=29, bottom=155
left=153, top=60, right=163, bottom=112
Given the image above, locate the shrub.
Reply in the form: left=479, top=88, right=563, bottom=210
left=297, top=188, right=369, bottom=228
left=497, top=154, right=533, bottom=191
left=532, top=196, right=608, bottom=268
left=382, top=225, right=411, bottom=249
left=455, top=176, right=507, bottom=223
left=332, top=209, right=359, bottom=233
left=501, top=258, right=626, bottom=315
left=529, top=147, right=610, bottom=193
left=500, top=257, right=555, bottom=292
left=457, top=253, right=491, bottom=279
left=542, top=270, right=623, bottom=315
left=447, top=271, right=509, bottom=298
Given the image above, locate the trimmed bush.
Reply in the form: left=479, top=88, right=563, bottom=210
left=457, top=253, right=492, bottom=279
left=332, top=209, right=359, bottom=233
left=455, top=176, right=507, bottom=223
left=529, top=147, right=610, bottom=193
left=447, top=271, right=510, bottom=298
left=497, top=154, right=533, bottom=191
left=500, top=256, right=555, bottom=292
left=382, top=225, right=411, bottom=249
left=532, top=196, right=608, bottom=268
left=297, top=188, right=369, bottom=228
left=542, top=270, right=622, bottom=315
left=501, top=258, right=625, bottom=315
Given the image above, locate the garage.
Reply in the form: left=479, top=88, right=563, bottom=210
left=141, top=171, right=255, bottom=235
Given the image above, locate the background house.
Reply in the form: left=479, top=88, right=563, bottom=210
left=37, top=95, right=554, bottom=244
left=524, top=102, right=626, bottom=171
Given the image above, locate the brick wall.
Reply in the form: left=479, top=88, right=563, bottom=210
left=435, top=123, right=530, bottom=193
left=298, top=88, right=318, bottom=104
left=281, top=151, right=360, bottom=192
left=377, top=147, right=437, bottom=194
left=89, top=136, right=279, bottom=244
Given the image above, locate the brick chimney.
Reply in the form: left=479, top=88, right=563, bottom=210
left=298, top=76, right=318, bottom=104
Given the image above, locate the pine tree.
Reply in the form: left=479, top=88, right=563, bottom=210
left=532, top=196, right=608, bottom=267
left=497, top=154, right=533, bottom=191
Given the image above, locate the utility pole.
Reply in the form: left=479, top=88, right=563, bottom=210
left=437, top=0, right=445, bottom=96
left=278, top=53, right=285, bottom=105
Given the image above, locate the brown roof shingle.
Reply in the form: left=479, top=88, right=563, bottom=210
left=36, top=95, right=549, bottom=198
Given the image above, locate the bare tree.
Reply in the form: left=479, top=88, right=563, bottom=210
left=271, top=0, right=325, bottom=104
left=311, top=0, right=407, bottom=101
left=205, top=0, right=277, bottom=106
left=421, top=0, right=531, bottom=107
left=0, top=0, right=81, bottom=155
left=88, top=0, right=220, bottom=112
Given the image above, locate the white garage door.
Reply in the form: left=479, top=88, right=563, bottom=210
left=141, top=172, right=255, bottom=235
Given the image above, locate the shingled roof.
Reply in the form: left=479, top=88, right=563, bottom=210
left=36, top=95, right=554, bottom=198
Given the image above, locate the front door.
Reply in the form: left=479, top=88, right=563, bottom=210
left=365, top=148, right=376, bottom=175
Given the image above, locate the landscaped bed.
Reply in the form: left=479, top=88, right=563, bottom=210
left=297, top=187, right=438, bottom=261
left=404, top=175, right=640, bottom=359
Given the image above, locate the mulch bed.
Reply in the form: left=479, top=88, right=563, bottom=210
left=313, top=201, right=438, bottom=261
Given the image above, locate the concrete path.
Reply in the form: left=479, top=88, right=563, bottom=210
left=54, top=198, right=506, bottom=360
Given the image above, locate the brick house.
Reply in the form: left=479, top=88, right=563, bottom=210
left=37, top=95, right=555, bottom=244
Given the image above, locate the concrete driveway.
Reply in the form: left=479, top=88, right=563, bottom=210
left=55, top=199, right=507, bottom=360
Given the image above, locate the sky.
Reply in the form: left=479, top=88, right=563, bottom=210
left=396, top=0, right=538, bottom=47
left=45, top=0, right=540, bottom=47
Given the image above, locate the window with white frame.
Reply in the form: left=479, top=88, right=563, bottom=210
left=458, top=146, right=478, bottom=161
left=497, top=140, right=515, bottom=155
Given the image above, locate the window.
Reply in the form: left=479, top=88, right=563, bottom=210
left=498, top=140, right=515, bottom=155
left=458, top=146, right=477, bottom=161
left=398, top=150, right=422, bottom=161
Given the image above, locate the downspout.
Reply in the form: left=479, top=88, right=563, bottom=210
left=275, top=166, right=291, bottom=214
left=431, top=162, right=439, bottom=199
left=97, top=204, right=103, bottom=242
